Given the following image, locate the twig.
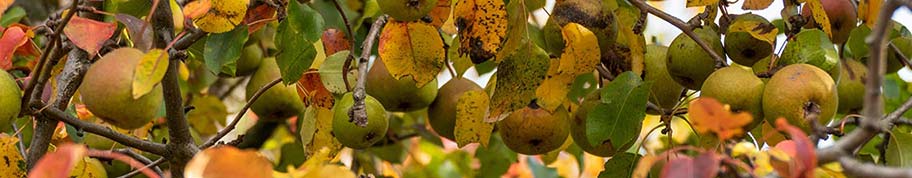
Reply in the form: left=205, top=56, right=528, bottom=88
left=114, top=149, right=164, bottom=175
left=201, top=78, right=282, bottom=148
left=219, top=77, right=249, bottom=100
left=628, top=0, right=728, bottom=69
left=87, top=149, right=161, bottom=178
left=29, top=101, right=168, bottom=155
left=329, top=0, right=355, bottom=51
left=118, top=158, right=165, bottom=178
left=349, top=15, right=389, bottom=127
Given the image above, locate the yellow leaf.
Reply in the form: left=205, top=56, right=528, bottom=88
left=488, top=42, right=550, bottom=122
left=859, top=0, right=882, bottom=27
left=815, top=162, right=846, bottom=178
left=185, top=0, right=250, bottom=33
left=69, top=157, right=107, bottom=178
left=300, top=106, right=342, bottom=158
left=171, top=0, right=185, bottom=32
left=536, top=23, right=601, bottom=111
left=805, top=0, right=833, bottom=39
left=0, top=134, right=24, bottom=177
left=455, top=90, right=493, bottom=147
left=742, top=0, right=774, bottom=10
left=187, top=95, right=228, bottom=136
left=301, top=165, right=357, bottom=178
left=377, top=20, right=445, bottom=87
left=455, top=0, right=508, bottom=63
left=731, top=141, right=759, bottom=157
left=687, top=0, right=720, bottom=7
left=727, top=17, right=779, bottom=44
left=614, top=5, right=645, bottom=75
left=132, top=48, right=169, bottom=99
left=185, top=146, right=273, bottom=178
left=535, top=59, right=573, bottom=112
left=688, top=97, right=753, bottom=140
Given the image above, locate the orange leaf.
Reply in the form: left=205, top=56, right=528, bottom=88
left=243, top=4, right=276, bottom=33
left=774, top=118, right=817, bottom=178
left=688, top=97, right=754, bottom=140
left=321, top=28, right=350, bottom=56
left=64, top=16, right=116, bottom=56
left=183, top=0, right=211, bottom=19
left=297, top=70, right=334, bottom=109
left=0, top=26, right=28, bottom=70
left=28, top=144, right=87, bottom=178
left=185, top=146, right=273, bottom=178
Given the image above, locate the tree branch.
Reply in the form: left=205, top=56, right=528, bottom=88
left=29, top=101, right=168, bottom=155
left=87, top=149, right=161, bottom=178
left=200, top=78, right=282, bottom=148
left=628, top=0, right=727, bottom=69
left=19, top=0, right=80, bottom=115
left=114, top=149, right=164, bottom=175
left=349, top=15, right=388, bottom=127
left=840, top=156, right=912, bottom=178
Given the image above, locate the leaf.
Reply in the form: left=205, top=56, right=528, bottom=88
left=742, top=0, right=774, bottom=10
left=185, top=0, right=250, bottom=33
left=476, top=135, right=517, bottom=177
left=243, top=4, right=277, bottom=33
left=586, top=71, right=649, bottom=147
left=528, top=156, right=559, bottom=178
left=598, top=152, right=640, bottom=178
left=187, top=95, right=228, bottom=136
left=689, top=97, right=754, bottom=140
left=858, top=0, right=883, bottom=27
left=773, top=118, right=817, bottom=178
left=727, top=17, right=779, bottom=45
left=300, top=107, right=342, bottom=158
left=454, top=90, right=493, bottom=147
left=535, top=23, right=601, bottom=111
left=132, top=48, right=169, bottom=99
left=0, top=26, right=28, bottom=70
left=204, top=25, right=248, bottom=76
left=377, top=20, right=445, bottom=87
left=275, top=1, right=323, bottom=84
left=805, top=0, right=833, bottom=39
left=687, top=0, right=720, bottom=7
left=321, top=28, right=351, bottom=56
left=318, top=51, right=355, bottom=95
left=814, top=163, right=846, bottom=178
left=0, top=134, right=24, bottom=177
left=28, top=144, right=86, bottom=178
left=297, top=70, right=335, bottom=108
left=428, top=0, right=452, bottom=28
left=660, top=152, right=720, bottom=178
left=495, top=0, right=530, bottom=62
left=0, top=0, right=13, bottom=21
left=886, top=129, right=912, bottom=167
left=64, top=16, right=116, bottom=56
left=0, top=7, right=27, bottom=27
left=185, top=146, right=273, bottom=178
left=487, top=42, right=549, bottom=122
left=115, top=13, right=153, bottom=52
left=455, top=0, right=508, bottom=63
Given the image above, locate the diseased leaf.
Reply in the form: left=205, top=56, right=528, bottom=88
left=0, top=134, right=24, bottom=177
left=185, top=0, right=250, bottom=33
left=454, top=90, right=493, bottom=147
left=613, top=4, right=645, bottom=75
left=689, top=97, right=753, bottom=141
left=858, top=0, right=883, bottom=27
left=727, top=16, right=779, bottom=44
left=445, top=34, right=473, bottom=78
left=204, top=25, right=248, bottom=76
left=275, top=2, right=324, bottom=84
left=586, top=71, right=649, bottom=147
left=0, top=26, right=28, bottom=70
left=378, top=20, right=446, bottom=87
left=887, top=129, right=912, bottom=167
left=184, top=146, right=273, bottom=178
left=535, top=23, right=600, bottom=111
left=321, top=28, right=351, bottom=56
left=599, top=152, right=640, bottom=178
left=28, top=144, right=86, bottom=178
left=187, top=95, right=228, bottom=136
left=299, top=106, right=343, bottom=159
left=487, top=42, right=549, bottom=122
left=64, top=16, right=116, bottom=56
left=455, top=0, right=508, bottom=63
left=742, top=0, right=774, bottom=10
left=115, top=13, right=153, bottom=52
left=495, top=0, right=530, bottom=62
left=132, top=48, right=169, bottom=99
left=243, top=4, right=277, bottom=33
left=805, top=0, right=833, bottom=38
left=686, top=0, right=720, bottom=7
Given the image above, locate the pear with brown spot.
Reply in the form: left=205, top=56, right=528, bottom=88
left=498, top=103, right=570, bottom=155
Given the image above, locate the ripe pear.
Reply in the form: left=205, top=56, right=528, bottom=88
left=724, top=14, right=775, bottom=66
left=701, top=67, right=765, bottom=129
left=427, top=78, right=483, bottom=141
left=801, top=0, right=857, bottom=44
left=80, top=48, right=162, bottom=129
left=837, top=60, right=867, bottom=114
left=499, top=104, right=570, bottom=155
left=545, top=0, right=617, bottom=56
left=779, top=29, right=841, bottom=80
left=332, top=92, right=390, bottom=149
left=0, top=70, right=20, bottom=125
left=644, top=45, right=684, bottom=114
left=235, top=44, right=264, bottom=76
left=666, top=27, right=725, bottom=90
left=571, top=90, right=627, bottom=157
left=246, top=58, right=305, bottom=121
left=378, top=0, right=436, bottom=21
left=366, top=59, right=438, bottom=112
left=763, top=64, right=838, bottom=131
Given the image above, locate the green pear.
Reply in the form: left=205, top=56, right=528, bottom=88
left=366, top=59, right=438, bottom=112
left=378, top=0, right=437, bottom=21
left=666, top=27, right=725, bottom=90
left=763, top=64, right=838, bottom=131
left=570, top=90, right=627, bottom=157
left=644, top=45, right=684, bottom=114
left=0, top=70, right=20, bottom=125
left=246, top=58, right=305, bottom=121
left=801, top=0, right=857, bottom=44
left=427, top=78, right=483, bottom=141
left=837, top=59, right=867, bottom=114
left=779, top=29, right=841, bottom=80
left=499, top=104, right=570, bottom=155
left=235, top=44, right=264, bottom=76
left=725, top=14, right=775, bottom=66
left=701, top=67, right=765, bottom=129
left=81, top=48, right=162, bottom=129
left=332, top=92, right=390, bottom=149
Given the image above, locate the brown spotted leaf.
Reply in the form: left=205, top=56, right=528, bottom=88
left=455, top=0, right=508, bottom=64
left=377, top=20, right=445, bottom=87
left=0, top=134, right=24, bottom=177
left=455, top=90, right=493, bottom=147
left=488, top=42, right=549, bottom=122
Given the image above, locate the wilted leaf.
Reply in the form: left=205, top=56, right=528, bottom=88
left=773, top=118, right=817, bottom=178
left=886, top=129, right=912, bottom=167
left=132, top=48, right=169, bottom=99
left=586, top=71, right=649, bottom=147
left=115, top=13, right=153, bottom=52
left=599, top=153, right=640, bottom=178
left=185, top=146, right=273, bottom=178
left=613, top=4, right=645, bottom=75
left=29, top=144, right=86, bottom=178
left=455, top=0, right=508, bottom=63
left=660, top=152, right=720, bottom=178
left=689, top=97, right=753, bottom=140
left=204, top=25, right=248, bottom=76
left=535, top=23, right=600, bottom=111
left=487, top=42, right=549, bottom=122
left=495, top=0, right=530, bottom=62
left=243, top=4, right=277, bottom=33
left=805, top=0, right=833, bottom=38
left=64, top=16, right=116, bottom=56
left=321, top=29, right=350, bottom=56
left=454, top=90, right=493, bottom=147
left=187, top=95, right=228, bottom=136
left=378, top=20, right=445, bottom=87
left=185, top=0, right=250, bottom=33
left=0, top=26, right=28, bottom=70
left=275, top=2, right=323, bottom=84
left=686, top=0, right=720, bottom=7
left=742, top=0, right=774, bottom=10
left=0, top=134, right=24, bottom=177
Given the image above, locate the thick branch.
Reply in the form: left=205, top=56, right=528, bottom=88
left=840, top=157, right=912, bottom=178
left=200, top=78, right=282, bottom=148
left=30, top=101, right=168, bottom=155
left=628, top=0, right=727, bottom=69
left=19, top=0, right=80, bottom=115
left=349, top=16, right=388, bottom=127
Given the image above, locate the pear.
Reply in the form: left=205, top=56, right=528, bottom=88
left=246, top=58, right=305, bottom=121
left=763, top=64, right=838, bottom=131
left=427, top=78, right=483, bottom=141
left=366, top=59, right=438, bottom=112
left=81, top=48, right=162, bottom=129
left=235, top=44, right=264, bottom=76
left=801, top=0, right=857, bottom=44
left=332, top=92, right=389, bottom=149
left=724, top=14, right=775, bottom=66
left=779, top=29, right=841, bottom=80
left=0, top=70, right=20, bottom=125
left=701, top=67, right=765, bottom=129
left=499, top=104, right=570, bottom=155
left=644, top=45, right=684, bottom=114
left=666, top=27, right=725, bottom=90
left=837, top=60, right=867, bottom=114
left=570, top=90, right=627, bottom=157
left=378, top=0, right=437, bottom=21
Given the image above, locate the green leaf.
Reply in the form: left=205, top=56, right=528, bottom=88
left=0, top=7, right=26, bottom=27
left=527, top=156, right=558, bottom=178
left=204, top=25, right=248, bottom=75
left=599, top=152, right=641, bottom=178
left=276, top=2, right=324, bottom=84
left=476, top=134, right=516, bottom=178
left=587, top=71, right=649, bottom=147
left=887, top=129, right=912, bottom=167
left=318, top=51, right=354, bottom=95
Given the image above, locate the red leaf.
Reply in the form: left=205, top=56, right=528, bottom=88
left=28, top=144, right=87, bottom=178
left=321, top=28, right=350, bottom=55
left=64, top=16, right=116, bottom=56
left=774, top=118, right=817, bottom=178
left=0, top=26, right=28, bottom=70
left=243, top=4, right=276, bottom=33
left=660, top=152, right=720, bottom=178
